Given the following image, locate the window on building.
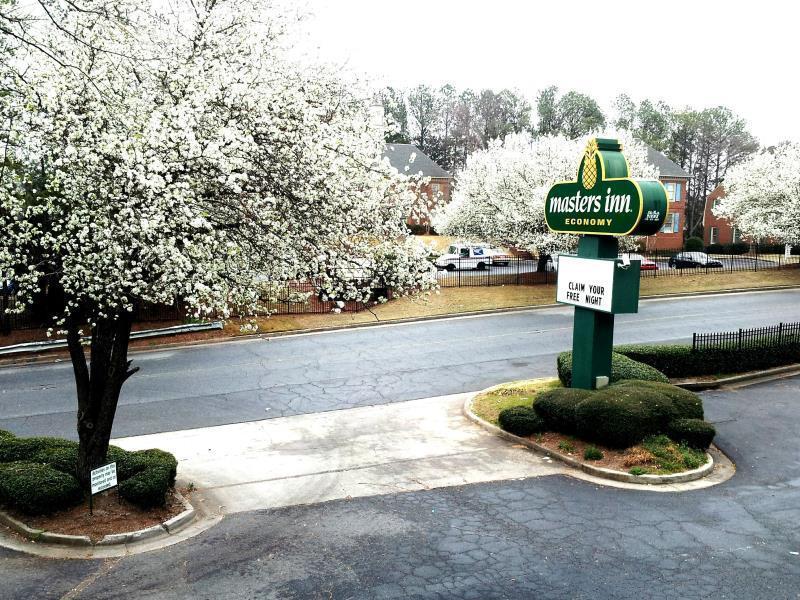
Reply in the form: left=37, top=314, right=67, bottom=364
left=664, top=182, right=682, bottom=202
left=710, top=227, right=719, bottom=245
left=673, top=213, right=681, bottom=233
left=733, top=228, right=741, bottom=243
left=660, top=213, right=674, bottom=233
left=430, top=183, right=441, bottom=195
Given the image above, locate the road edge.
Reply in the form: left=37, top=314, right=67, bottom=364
left=3, top=284, right=798, bottom=368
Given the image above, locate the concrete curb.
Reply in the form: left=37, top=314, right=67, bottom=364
left=0, top=322, right=224, bottom=357
left=674, top=363, right=800, bottom=391
left=0, top=490, right=195, bottom=549
left=2, top=285, right=798, bottom=369
left=462, top=393, right=715, bottom=486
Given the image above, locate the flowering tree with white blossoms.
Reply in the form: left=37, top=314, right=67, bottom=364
left=716, top=142, right=800, bottom=245
left=0, top=0, right=436, bottom=484
left=432, top=132, right=658, bottom=257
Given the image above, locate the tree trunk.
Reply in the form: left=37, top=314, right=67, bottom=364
left=67, top=312, right=138, bottom=488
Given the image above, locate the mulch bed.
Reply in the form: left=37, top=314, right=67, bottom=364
left=3, top=488, right=190, bottom=542
left=530, top=432, right=660, bottom=473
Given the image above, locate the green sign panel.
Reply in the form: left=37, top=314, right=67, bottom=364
left=545, top=138, right=668, bottom=236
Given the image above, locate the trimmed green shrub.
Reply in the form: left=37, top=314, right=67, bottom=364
left=0, top=437, right=177, bottom=511
left=0, top=430, right=15, bottom=440
left=667, top=419, right=716, bottom=450
left=0, top=437, right=79, bottom=465
left=612, top=380, right=703, bottom=419
left=114, top=449, right=178, bottom=486
left=31, top=447, right=79, bottom=477
left=758, top=244, right=800, bottom=255
left=533, top=387, right=592, bottom=434
left=557, top=351, right=669, bottom=387
left=615, top=342, right=800, bottom=378
left=0, top=462, right=83, bottom=515
left=583, top=446, right=603, bottom=460
left=498, top=406, right=546, bottom=437
left=575, top=386, right=678, bottom=449
left=684, top=236, right=704, bottom=251
left=119, top=467, right=173, bottom=509
left=707, top=242, right=749, bottom=255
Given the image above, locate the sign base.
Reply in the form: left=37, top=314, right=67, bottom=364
left=570, top=236, right=618, bottom=390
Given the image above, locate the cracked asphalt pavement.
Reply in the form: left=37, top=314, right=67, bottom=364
left=2, top=288, right=799, bottom=438
left=2, top=376, right=800, bottom=598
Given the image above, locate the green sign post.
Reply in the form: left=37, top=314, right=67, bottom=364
left=545, top=138, right=668, bottom=389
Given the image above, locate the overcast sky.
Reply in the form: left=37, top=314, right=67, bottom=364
left=298, top=0, right=799, bottom=146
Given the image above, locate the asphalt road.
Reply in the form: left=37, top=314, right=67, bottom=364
left=1, top=288, right=799, bottom=439
left=2, top=375, right=799, bottom=599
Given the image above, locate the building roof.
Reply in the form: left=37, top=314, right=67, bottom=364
left=646, top=146, right=691, bottom=179
left=382, top=144, right=451, bottom=179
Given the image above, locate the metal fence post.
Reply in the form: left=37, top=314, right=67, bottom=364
left=692, top=332, right=697, bottom=352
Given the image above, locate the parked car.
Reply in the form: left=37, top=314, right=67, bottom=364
left=435, top=244, right=495, bottom=271
left=668, top=251, right=723, bottom=269
left=618, top=252, right=658, bottom=271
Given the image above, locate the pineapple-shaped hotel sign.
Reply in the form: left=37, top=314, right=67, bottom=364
left=544, top=138, right=668, bottom=236
left=545, top=138, right=670, bottom=389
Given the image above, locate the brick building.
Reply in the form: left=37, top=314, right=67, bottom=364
left=642, top=146, right=692, bottom=251
left=382, top=144, right=452, bottom=231
left=702, top=185, right=743, bottom=246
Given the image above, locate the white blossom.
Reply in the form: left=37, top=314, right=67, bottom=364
left=432, top=132, right=658, bottom=254
left=0, top=0, right=437, bottom=331
left=716, top=142, right=800, bottom=245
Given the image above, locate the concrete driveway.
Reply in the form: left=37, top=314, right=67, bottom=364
left=2, top=376, right=800, bottom=599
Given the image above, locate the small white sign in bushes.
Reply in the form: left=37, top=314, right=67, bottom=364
left=90, top=462, right=118, bottom=495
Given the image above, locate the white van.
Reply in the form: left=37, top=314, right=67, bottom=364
left=434, top=244, right=495, bottom=271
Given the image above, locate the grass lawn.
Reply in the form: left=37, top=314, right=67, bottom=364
left=639, top=268, right=800, bottom=296
left=471, top=378, right=560, bottom=425
left=6, top=268, right=800, bottom=349
left=222, top=267, right=800, bottom=337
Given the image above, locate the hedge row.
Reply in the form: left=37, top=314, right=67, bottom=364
left=615, top=342, right=800, bottom=378
left=0, top=462, right=83, bottom=515
left=574, top=384, right=682, bottom=448
left=705, top=242, right=750, bottom=255
left=0, top=432, right=177, bottom=514
left=556, top=351, right=669, bottom=387
left=533, top=388, right=591, bottom=434
left=498, top=380, right=715, bottom=451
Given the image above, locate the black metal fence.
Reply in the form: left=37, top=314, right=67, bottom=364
left=3, top=245, right=799, bottom=333
left=692, top=322, right=800, bottom=352
left=623, top=247, right=800, bottom=279
left=436, top=247, right=800, bottom=288
left=436, top=259, right=556, bottom=287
